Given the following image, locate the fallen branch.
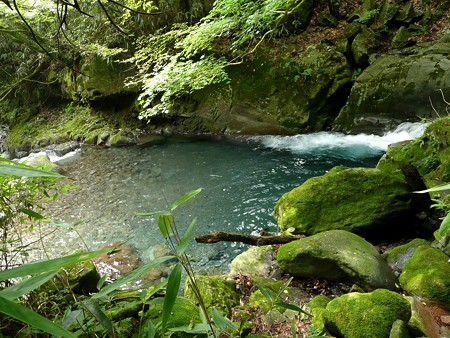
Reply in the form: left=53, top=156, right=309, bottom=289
left=195, top=231, right=304, bottom=246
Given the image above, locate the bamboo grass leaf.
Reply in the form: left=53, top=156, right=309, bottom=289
left=415, top=183, right=450, bottom=193
left=162, top=263, right=182, bottom=330
left=158, top=214, right=172, bottom=239
left=83, top=301, right=114, bottom=333
left=436, top=212, right=450, bottom=238
left=0, top=270, right=58, bottom=300
left=177, top=218, right=197, bottom=255
left=0, top=163, right=63, bottom=178
left=92, top=256, right=175, bottom=299
left=0, top=296, right=75, bottom=337
left=0, top=249, right=113, bottom=280
left=211, top=308, right=237, bottom=332
left=171, top=188, right=203, bottom=211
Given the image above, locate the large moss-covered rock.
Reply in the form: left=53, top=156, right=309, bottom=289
left=319, top=289, right=411, bottom=338
left=333, top=41, right=450, bottom=134
left=184, top=275, right=238, bottom=316
left=187, top=43, right=352, bottom=134
left=377, top=117, right=450, bottom=183
left=276, top=230, right=398, bottom=291
left=399, top=245, right=450, bottom=310
left=275, top=166, right=412, bottom=240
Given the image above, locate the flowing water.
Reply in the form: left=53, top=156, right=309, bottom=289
left=35, top=122, right=426, bottom=277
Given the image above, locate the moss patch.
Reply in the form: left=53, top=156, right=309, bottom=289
left=320, top=289, right=411, bottom=338
left=399, top=244, right=450, bottom=309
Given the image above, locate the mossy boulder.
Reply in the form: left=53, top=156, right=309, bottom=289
left=377, top=117, right=450, bottom=183
left=228, top=245, right=277, bottom=278
left=275, top=166, right=413, bottom=241
left=318, top=289, right=411, bottom=338
left=333, top=41, right=450, bottom=134
left=184, top=275, right=238, bottom=316
left=399, top=245, right=450, bottom=310
left=276, top=230, right=398, bottom=291
left=385, top=238, right=430, bottom=276
left=389, top=319, right=411, bottom=338
left=21, top=152, right=60, bottom=172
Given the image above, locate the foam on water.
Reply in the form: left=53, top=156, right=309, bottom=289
left=249, top=122, right=428, bottom=159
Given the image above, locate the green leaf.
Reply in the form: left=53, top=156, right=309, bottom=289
left=257, top=284, right=275, bottom=302
left=61, top=309, right=83, bottom=330
left=136, top=210, right=171, bottom=217
left=83, top=301, right=114, bottom=333
left=143, top=279, right=168, bottom=303
left=275, top=302, right=312, bottom=316
left=162, top=263, right=182, bottom=330
left=211, top=308, right=237, bottom=332
left=158, top=214, right=172, bottom=239
left=436, top=212, right=450, bottom=238
left=177, top=218, right=197, bottom=255
left=92, top=256, right=175, bottom=299
left=0, top=249, right=113, bottom=280
left=415, top=183, right=450, bottom=193
left=96, top=274, right=109, bottom=291
left=171, top=188, right=203, bottom=211
left=169, top=323, right=211, bottom=334
left=0, top=270, right=58, bottom=300
left=18, top=208, right=44, bottom=220
left=0, top=163, right=62, bottom=178
left=0, top=296, right=75, bottom=337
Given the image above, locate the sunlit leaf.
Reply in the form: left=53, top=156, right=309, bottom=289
left=177, top=218, right=197, bottom=255
left=162, top=263, right=182, bottom=330
left=415, top=183, right=450, bottom=193
left=0, top=296, right=75, bottom=337
left=171, top=188, right=203, bottom=211
left=158, top=214, right=172, bottom=239
left=0, top=163, right=62, bottom=178
left=275, top=302, right=312, bottom=316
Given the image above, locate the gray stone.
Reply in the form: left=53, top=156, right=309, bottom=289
left=276, top=230, right=398, bottom=291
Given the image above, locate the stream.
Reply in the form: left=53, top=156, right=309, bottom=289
left=32, top=122, right=426, bottom=280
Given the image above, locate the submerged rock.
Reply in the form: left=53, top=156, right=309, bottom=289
left=276, top=230, right=398, bottom=291
left=275, top=166, right=413, bottom=241
left=399, top=245, right=450, bottom=310
left=314, top=289, right=411, bottom=338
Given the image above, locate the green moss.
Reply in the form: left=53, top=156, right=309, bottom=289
left=389, top=319, right=411, bottom=338
left=399, top=245, right=450, bottom=309
left=307, top=295, right=332, bottom=311
left=145, top=298, right=202, bottom=336
left=377, top=117, right=450, bottom=183
left=106, top=300, right=141, bottom=321
left=184, top=275, right=238, bottom=316
left=275, top=166, right=411, bottom=239
left=321, top=289, right=411, bottom=338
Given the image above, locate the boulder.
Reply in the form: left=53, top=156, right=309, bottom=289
left=188, top=43, right=353, bottom=134
left=377, top=117, right=450, bottom=182
left=333, top=41, right=450, bottom=134
left=229, top=245, right=278, bottom=278
left=276, top=230, right=398, bottom=291
left=275, top=166, right=413, bottom=241
left=317, top=289, right=411, bottom=338
left=184, top=275, right=239, bottom=316
left=389, top=319, right=411, bottom=338
left=399, top=245, right=450, bottom=310
left=385, top=238, right=430, bottom=276
left=21, top=152, right=59, bottom=172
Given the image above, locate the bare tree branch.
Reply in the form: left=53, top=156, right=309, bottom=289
left=195, top=231, right=304, bottom=246
left=97, top=0, right=127, bottom=35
